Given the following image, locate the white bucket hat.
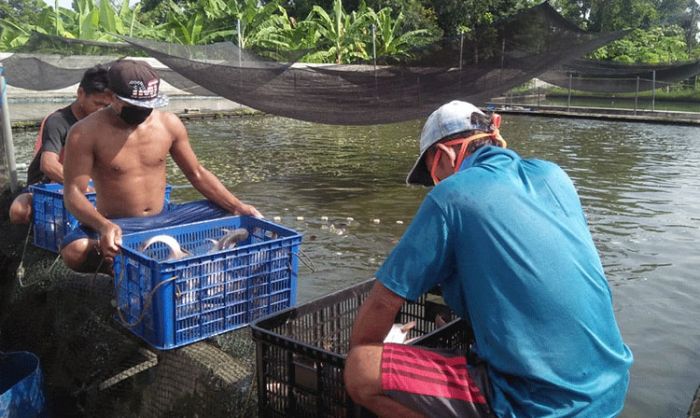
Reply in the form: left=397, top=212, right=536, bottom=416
left=406, top=101, right=489, bottom=186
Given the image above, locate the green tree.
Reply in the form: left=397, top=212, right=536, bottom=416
left=591, top=25, right=690, bottom=63
left=0, top=0, right=47, bottom=22
left=550, top=0, right=690, bottom=31
left=428, top=0, right=535, bottom=37
left=551, top=0, right=697, bottom=62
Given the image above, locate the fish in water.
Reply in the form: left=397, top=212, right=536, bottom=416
left=140, top=234, right=190, bottom=260
left=207, top=228, right=250, bottom=251
left=383, top=321, right=417, bottom=344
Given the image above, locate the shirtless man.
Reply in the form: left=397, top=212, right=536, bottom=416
left=8, top=65, right=111, bottom=224
left=60, top=59, right=261, bottom=273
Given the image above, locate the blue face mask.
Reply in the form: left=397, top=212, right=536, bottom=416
left=119, top=106, right=152, bottom=125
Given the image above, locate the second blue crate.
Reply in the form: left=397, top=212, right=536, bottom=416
left=30, top=183, right=172, bottom=253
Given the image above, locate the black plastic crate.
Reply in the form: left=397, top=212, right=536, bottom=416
left=250, top=279, right=465, bottom=418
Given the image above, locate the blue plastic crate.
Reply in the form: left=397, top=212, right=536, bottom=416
left=30, top=183, right=172, bottom=253
left=113, top=216, right=302, bottom=350
left=30, top=183, right=97, bottom=253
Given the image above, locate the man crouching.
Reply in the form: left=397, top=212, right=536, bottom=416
left=61, top=59, right=260, bottom=274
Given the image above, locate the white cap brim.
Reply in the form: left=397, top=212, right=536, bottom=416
left=117, top=94, right=169, bottom=109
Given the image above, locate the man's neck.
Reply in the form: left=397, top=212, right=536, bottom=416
left=70, top=100, right=85, bottom=120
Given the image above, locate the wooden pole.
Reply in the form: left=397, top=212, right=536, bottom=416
left=459, top=33, right=464, bottom=70
left=567, top=73, right=572, bottom=112
left=372, top=24, right=377, bottom=70
left=237, top=19, right=242, bottom=66
left=634, top=76, right=639, bottom=115
left=652, top=70, right=656, bottom=112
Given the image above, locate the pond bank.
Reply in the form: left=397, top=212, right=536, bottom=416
left=489, top=103, right=700, bottom=126
left=7, top=95, right=260, bottom=130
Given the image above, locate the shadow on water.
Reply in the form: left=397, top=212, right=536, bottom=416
left=10, top=113, right=700, bottom=418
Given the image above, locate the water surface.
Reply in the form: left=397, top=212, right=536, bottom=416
left=11, top=113, right=700, bottom=418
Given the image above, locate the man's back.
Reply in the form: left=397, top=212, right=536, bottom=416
left=26, top=106, right=77, bottom=185
left=377, top=146, right=633, bottom=417
left=434, top=146, right=633, bottom=417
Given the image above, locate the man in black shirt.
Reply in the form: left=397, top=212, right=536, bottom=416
left=9, top=65, right=112, bottom=224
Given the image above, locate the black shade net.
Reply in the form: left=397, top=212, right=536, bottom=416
left=540, top=58, right=700, bottom=93
left=1, top=38, right=216, bottom=96
left=1, top=2, right=629, bottom=125
left=121, top=2, right=626, bottom=125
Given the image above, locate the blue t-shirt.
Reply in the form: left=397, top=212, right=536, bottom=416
left=376, top=146, right=633, bottom=417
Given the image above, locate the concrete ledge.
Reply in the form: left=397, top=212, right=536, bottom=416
left=8, top=96, right=263, bottom=130
left=491, top=104, right=700, bottom=126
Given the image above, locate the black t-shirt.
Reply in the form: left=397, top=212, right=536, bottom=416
left=26, top=105, right=78, bottom=185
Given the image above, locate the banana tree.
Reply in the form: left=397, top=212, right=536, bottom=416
left=0, top=4, right=61, bottom=50
left=0, top=18, right=46, bottom=50
left=48, top=0, right=154, bottom=41
left=366, top=7, right=429, bottom=61
left=218, top=0, right=289, bottom=49
left=305, top=0, right=370, bottom=64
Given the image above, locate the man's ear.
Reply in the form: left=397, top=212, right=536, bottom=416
left=435, top=143, right=457, bottom=167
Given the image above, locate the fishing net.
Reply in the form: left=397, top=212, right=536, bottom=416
left=3, top=3, right=625, bottom=125
left=539, top=58, right=700, bottom=93
left=0, top=188, right=258, bottom=418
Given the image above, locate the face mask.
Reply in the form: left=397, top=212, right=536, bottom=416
left=119, top=106, right=153, bottom=125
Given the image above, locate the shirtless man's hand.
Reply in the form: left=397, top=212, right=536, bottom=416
left=98, top=221, right=122, bottom=260
left=237, top=203, right=263, bottom=218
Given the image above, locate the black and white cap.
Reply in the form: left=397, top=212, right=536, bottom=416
left=108, top=59, right=169, bottom=109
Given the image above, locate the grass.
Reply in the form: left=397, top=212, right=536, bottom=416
left=540, top=86, right=700, bottom=102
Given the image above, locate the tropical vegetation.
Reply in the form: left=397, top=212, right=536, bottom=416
left=0, top=0, right=699, bottom=65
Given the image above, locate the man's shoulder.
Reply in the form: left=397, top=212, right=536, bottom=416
left=78, top=107, right=113, bottom=127
left=44, top=105, right=76, bottom=129
left=522, top=157, right=569, bottom=179
left=155, top=109, right=182, bottom=124
left=153, top=110, right=186, bottom=136
left=68, top=109, right=110, bottom=141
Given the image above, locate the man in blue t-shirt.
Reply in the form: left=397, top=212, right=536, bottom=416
left=345, top=101, right=633, bottom=418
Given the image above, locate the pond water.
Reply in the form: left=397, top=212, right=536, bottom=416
left=10, top=112, right=700, bottom=418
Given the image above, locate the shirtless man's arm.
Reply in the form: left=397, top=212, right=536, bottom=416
left=63, top=123, right=122, bottom=259
left=166, top=112, right=262, bottom=218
